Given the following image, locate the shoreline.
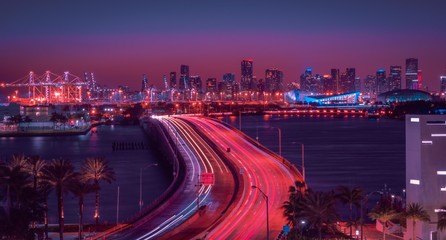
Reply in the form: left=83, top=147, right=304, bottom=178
left=0, top=122, right=101, bottom=137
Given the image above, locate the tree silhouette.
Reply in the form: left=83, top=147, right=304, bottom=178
left=42, top=159, right=76, bottom=240
left=79, top=157, right=115, bottom=226
left=335, top=185, right=364, bottom=238
left=405, top=203, right=430, bottom=240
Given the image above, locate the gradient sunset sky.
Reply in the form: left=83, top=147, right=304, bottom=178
left=1, top=0, right=446, bottom=93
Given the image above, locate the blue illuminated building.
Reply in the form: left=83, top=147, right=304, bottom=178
left=285, top=90, right=360, bottom=105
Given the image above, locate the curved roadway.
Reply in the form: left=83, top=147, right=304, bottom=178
left=179, top=116, right=301, bottom=239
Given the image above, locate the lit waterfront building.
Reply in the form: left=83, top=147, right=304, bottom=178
left=322, top=74, right=335, bottom=94
left=405, top=58, right=418, bottom=89
left=418, top=70, right=423, bottom=91
left=142, top=74, right=148, bottom=92
left=405, top=115, right=446, bottom=240
left=265, top=68, right=284, bottom=92
left=241, top=59, right=253, bottom=91
left=440, top=75, right=446, bottom=97
left=170, top=72, right=177, bottom=89
left=206, top=78, right=217, bottom=93
left=180, top=65, right=190, bottom=90
left=389, top=65, right=402, bottom=91
left=363, top=75, right=377, bottom=100
left=331, top=68, right=340, bottom=93
left=376, top=69, right=387, bottom=94
left=190, top=75, right=202, bottom=92
left=339, top=68, right=356, bottom=93
left=300, top=68, right=322, bottom=94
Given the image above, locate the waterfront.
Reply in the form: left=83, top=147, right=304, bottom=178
left=222, top=115, right=405, bottom=195
left=0, top=115, right=406, bottom=224
left=0, top=125, right=171, bottom=224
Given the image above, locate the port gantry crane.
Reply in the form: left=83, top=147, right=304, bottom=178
left=1, top=71, right=90, bottom=104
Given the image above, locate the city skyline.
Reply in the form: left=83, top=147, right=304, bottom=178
left=1, top=0, right=446, bottom=92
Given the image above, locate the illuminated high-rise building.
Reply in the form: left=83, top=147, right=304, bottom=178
left=363, top=75, right=377, bottom=100
left=190, top=75, right=202, bottom=91
left=339, top=68, right=356, bottom=93
left=330, top=69, right=340, bottom=93
left=206, top=78, right=217, bottom=93
left=441, top=75, right=446, bottom=96
left=223, top=73, right=235, bottom=83
left=241, top=59, right=253, bottom=91
left=405, top=58, right=418, bottom=89
left=180, top=65, right=190, bottom=90
left=418, top=70, right=423, bottom=91
left=265, top=68, right=284, bottom=92
left=142, top=74, right=148, bottom=92
left=170, top=72, right=177, bottom=89
left=222, top=73, right=236, bottom=100
left=389, top=66, right=402, bottom=91
left=376, top=69, right=387, bottom=94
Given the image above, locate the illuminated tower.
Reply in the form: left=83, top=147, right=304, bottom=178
left=340, top=68, right=356, bottom=93
left=389, top=66, right=402, bottom=91
left=170, top=72, right=176, bottom=89
left=180, top=65, right=190, bottom=90
left=206, top=78, right=217, bottom=93
left=265, top=68, right=284, bottom=92
left=241, top=59, right=253, bottom=91
left=441, top=75, right=446, bottom=96
left=330, top=69, right=340, bottom=93
left=405, top=58, right=418, bottom=89
left=142, top=74, right=148, bottom=92
left=376, top=69, right=387, bottom=94
left=418, top=70, right=423, bottom=91
left=363, top=75, right=377, bottom=99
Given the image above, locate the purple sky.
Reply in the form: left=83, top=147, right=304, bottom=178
left=1, top=0, right=446, bottom=94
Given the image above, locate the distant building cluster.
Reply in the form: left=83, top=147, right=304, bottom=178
left=2, top=57, right=445, bottom=105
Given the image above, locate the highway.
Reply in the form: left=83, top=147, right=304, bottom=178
left=107, top=116, right=237, bottom=240
left=178, top=116, right=301, bottom=239
left=103, top=115, right=301, bottom=239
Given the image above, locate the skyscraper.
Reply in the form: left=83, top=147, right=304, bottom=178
left=418, top=70, right=423, bottom=90
left=389, top=66, right=402, bottom=91
left=241, top=59, right=253, bottom=91
left=406, top=115, right=446, bottom=240
left=142, top=74, right=148, bottom=92
left=405, top=58, right=418, bottom=89
left=339, top=68, right=355, bottom=93
left=170, top=72, right=177, bottom=89
left=190, top=75, right=202, bottom=91
left=265, top=68, right=284, bottom=92
left=206, top=78, right=217, bottom=93
left=363, top=75, right=376, bottom=100
left=441, top=74, right=446, bottom=95
left=180, top=65, right=190, bottom=90
left=376, top=69, right=387, bottom=94
left=330, top=69, right=340, bottom=93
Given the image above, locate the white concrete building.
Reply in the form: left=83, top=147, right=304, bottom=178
left=406, top=115, right=446, bottom=240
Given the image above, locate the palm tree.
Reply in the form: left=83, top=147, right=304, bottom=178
left=283, top=180, right=307, bottom=229
left=24, top=155, right=46, bottom=230
left=42, top=159, right=76, bottom=240
left=0, top=159, right=35, bottom=239
left=405, top=203, right=430, bottom=240
left=70, top=177, right=98, bottom=240
left=335, top=185, right=364, bottom=238
left=80, top=157, right=115, bottom=226
left=437, top=206, right=446, bottom=231
left=368, top=203, right=400, bottom=240
left=299, top=190, right=339, bottom=240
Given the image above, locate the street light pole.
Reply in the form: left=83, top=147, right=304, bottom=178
left=139, top=163, right=159, bottom=211
left=252, top=185, right=269, bottom=240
